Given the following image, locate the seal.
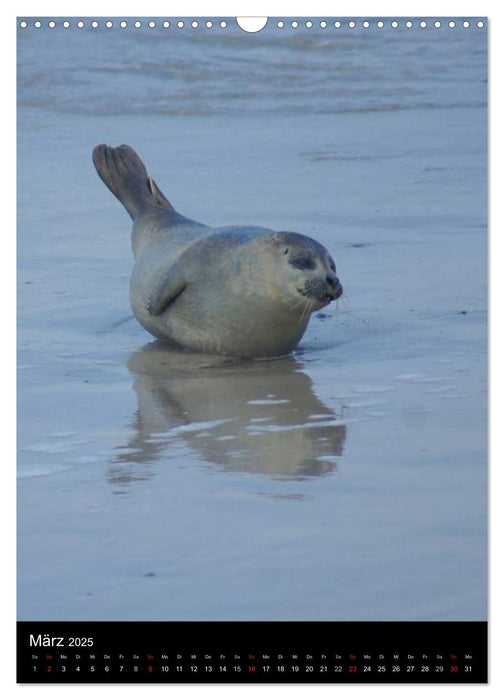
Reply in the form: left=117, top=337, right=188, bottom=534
left=92, top=144, right=343, bottom=358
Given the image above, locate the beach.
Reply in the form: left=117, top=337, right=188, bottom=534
left=17, top=19, right=486, bottom=621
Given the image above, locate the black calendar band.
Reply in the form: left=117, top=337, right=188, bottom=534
left=17, top=620, right=487, bottom=683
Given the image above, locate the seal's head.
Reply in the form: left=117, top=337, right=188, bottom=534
left=268, top=231, right=343, bottom=311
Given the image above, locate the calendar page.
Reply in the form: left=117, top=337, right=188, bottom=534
left=16, top=13, right=487, bottom=683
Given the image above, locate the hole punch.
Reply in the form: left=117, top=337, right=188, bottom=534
left=237, top=17, right=268, bottom=33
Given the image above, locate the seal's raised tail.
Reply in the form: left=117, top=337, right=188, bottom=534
left=92, top=144, right=175, bottom=219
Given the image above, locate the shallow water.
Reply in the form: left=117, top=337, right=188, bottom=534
left=17, top=19, right=486, bottom=621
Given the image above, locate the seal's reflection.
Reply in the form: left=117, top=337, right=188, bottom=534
left=109, top=342, right=346, bottom=483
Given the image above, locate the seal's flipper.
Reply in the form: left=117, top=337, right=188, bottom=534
left=147, top=266, right=188, bottom=316
left=93, top=144, right=176, bottom=220
left=147, top=176, right=174, bottom=209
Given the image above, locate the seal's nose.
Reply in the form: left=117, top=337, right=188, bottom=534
left=325, top=273, right=343, bottom=299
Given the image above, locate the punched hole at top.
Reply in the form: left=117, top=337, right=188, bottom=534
left=237, top=17, right=268, bottom=33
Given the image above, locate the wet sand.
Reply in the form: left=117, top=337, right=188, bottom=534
left=17, top=22, right=486, bottom=621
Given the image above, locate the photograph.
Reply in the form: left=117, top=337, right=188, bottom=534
left=16, top=14, right=487, bottom=682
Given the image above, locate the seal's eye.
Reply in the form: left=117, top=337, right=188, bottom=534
left=289, top=254, right=316, bottom=271
left=329, top=259, right=336, bottom=272
left=284, top=248, right=289, bottom=255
